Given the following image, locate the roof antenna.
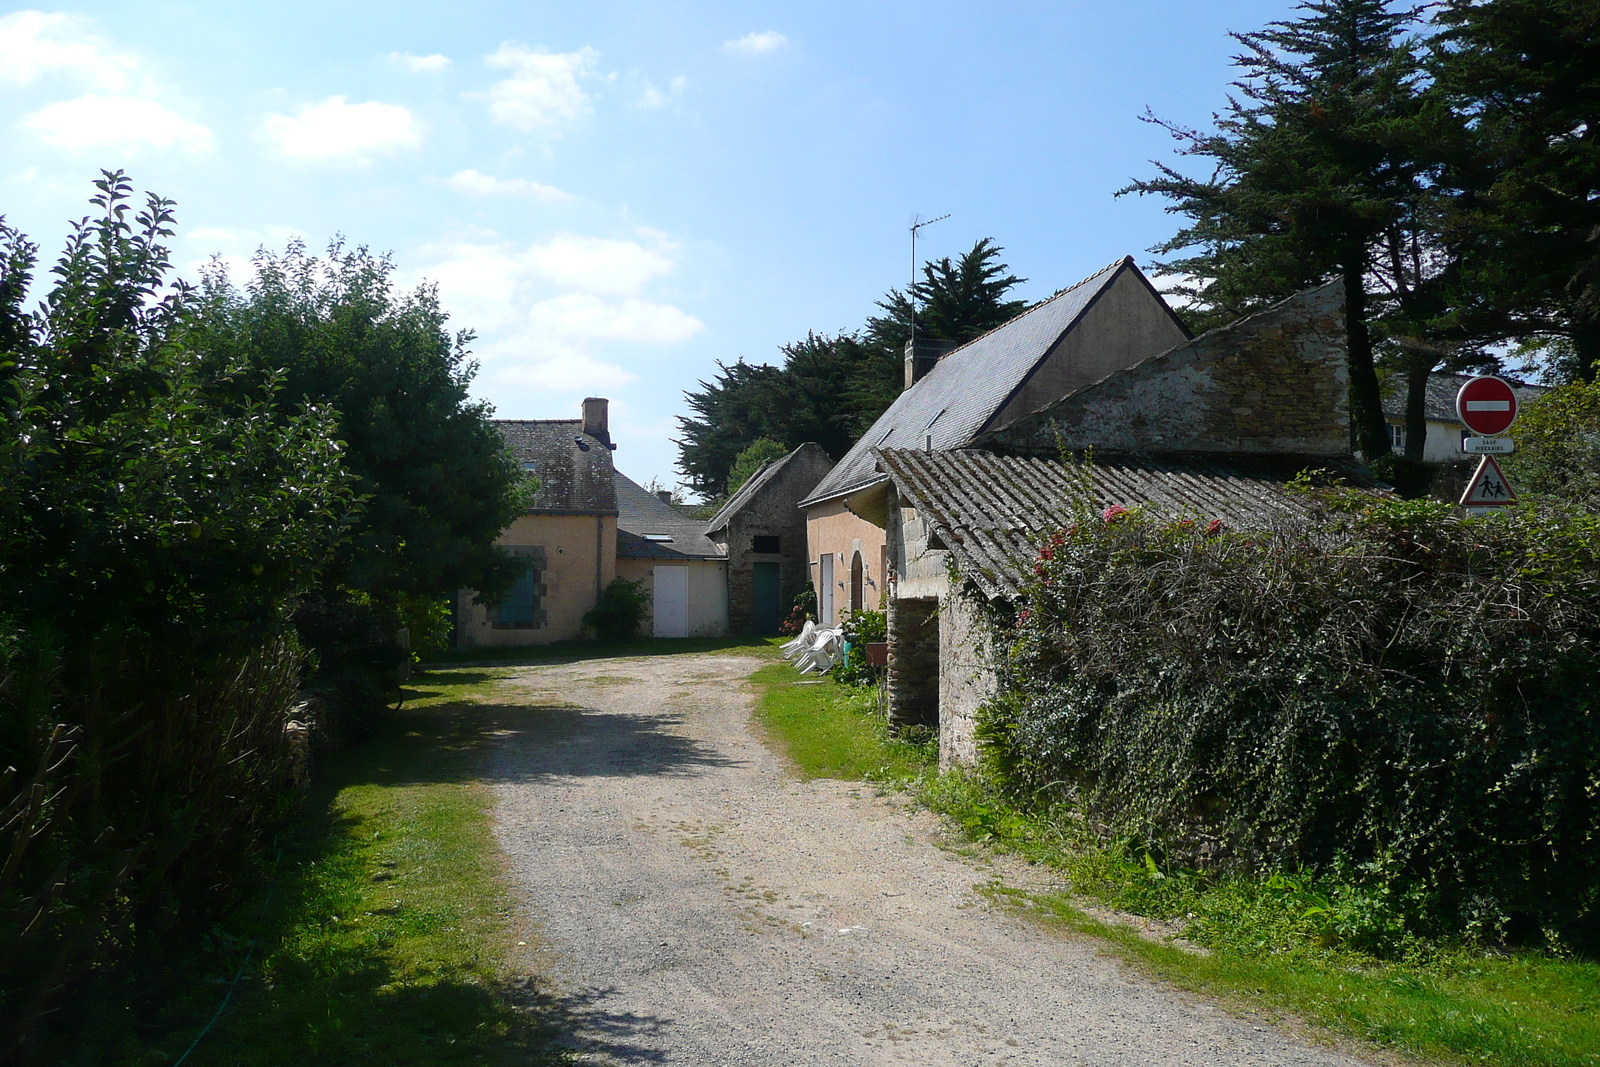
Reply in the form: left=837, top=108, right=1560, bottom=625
left=909, top=213, right=951, bottom=356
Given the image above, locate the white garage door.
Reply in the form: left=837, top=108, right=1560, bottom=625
left=653, top=565, right=688, bottom=637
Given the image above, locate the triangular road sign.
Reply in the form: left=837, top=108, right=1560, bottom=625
left=1459, top=455, right=1518, bottom=507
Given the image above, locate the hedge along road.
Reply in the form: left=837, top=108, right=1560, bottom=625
left=488, top=649, right=1372, bottom=1067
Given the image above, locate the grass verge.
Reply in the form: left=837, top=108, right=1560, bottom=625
left=126, top=666, right=563, bottom=1067
left=751, top=664, right=1600, bottom=1067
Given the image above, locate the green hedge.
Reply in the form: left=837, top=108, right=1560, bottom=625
left=984, top=485, right=1600, bottom=947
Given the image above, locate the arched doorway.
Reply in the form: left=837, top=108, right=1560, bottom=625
left=849, top=551, right=864, bottom=614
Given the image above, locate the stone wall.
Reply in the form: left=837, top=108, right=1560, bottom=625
left=722, top=442, right=833, bottom=634
left=887, top=596, right=938, bottom=729
left=937, top=587, right=999, bottom=769
left=981, top=281, right=1350, bottom=457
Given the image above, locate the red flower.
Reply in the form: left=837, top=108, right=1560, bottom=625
left=1205, top=519, right=1224, bottom=537
left=1102, top=504, right=1129, bottom=523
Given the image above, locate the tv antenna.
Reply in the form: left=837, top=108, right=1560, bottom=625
left=909, top=213, right=950, bottom=351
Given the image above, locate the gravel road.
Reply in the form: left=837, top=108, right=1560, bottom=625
left=489, top=649, right=1371, bottom=1067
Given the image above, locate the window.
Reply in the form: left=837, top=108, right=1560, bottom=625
left=491, top=546, right=547, bottom=629
left=1387, top=422, right=1406, bottom=454
left=752, top=535, right=780, bottom=554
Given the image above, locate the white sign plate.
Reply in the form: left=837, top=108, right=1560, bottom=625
left=1459, top=455, right=1518, bottom=508
left=1463, top=436, right=1514, bottom=454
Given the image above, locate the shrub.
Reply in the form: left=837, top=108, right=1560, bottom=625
left=584, top=578, right=650, bottom=641
left=831, top=608, right=887, bottom=686
left=986, top=482, right=1600, bottom=948
left=779, top=588, right=817, bottom=636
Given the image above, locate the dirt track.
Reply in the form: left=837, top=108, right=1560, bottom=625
left=488, top=649, right=1371, bottom=1067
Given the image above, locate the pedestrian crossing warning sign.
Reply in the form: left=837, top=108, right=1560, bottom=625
left=1459, top=455, right=1518, bottom=508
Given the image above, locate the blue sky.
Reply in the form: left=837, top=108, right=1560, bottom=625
left=1, top=0, right=1289, bottom=495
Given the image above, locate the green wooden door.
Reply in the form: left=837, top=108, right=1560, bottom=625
left=751, top=562, right=782, bottom=635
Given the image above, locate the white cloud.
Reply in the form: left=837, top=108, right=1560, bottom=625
left=410, top=234, right=702, bottom=395
left=20, top=94, right=215, bottom=155
left=523, top=235, right=673, bottom=295
left=388, top=51, right=451, bottom=73
left=0, top=10, right=139, bottom=90
left=481, top=43, right=596, bottom=130
left=637, top=74, right=687, bottom=109
left=261, top=96, right=422, bottom=164
left=443, top=169, right=573, bottom=202
left=723, top=31, right=787, bottom=55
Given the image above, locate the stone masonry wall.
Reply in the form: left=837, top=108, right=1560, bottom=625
left=938, top=587, right=999, bottom=769
left=724, top=443, right=833, bottom=633
left=981, top=281, right=1350, bottom=457
left=887, top=596, right=938, bottom=729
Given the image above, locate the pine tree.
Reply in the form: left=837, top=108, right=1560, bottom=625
left=1121, top=0, right=1474, bottom=462
left=1433, top=0, right=1600, bottom=381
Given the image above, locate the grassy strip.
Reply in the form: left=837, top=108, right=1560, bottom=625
left=155, top=666, right=562, bottom=1067
left=747, top=658, right=934, bottom=781
left=751, top=665, right=1600, bottom=1067
left=423, top=635, right=772, bottom=667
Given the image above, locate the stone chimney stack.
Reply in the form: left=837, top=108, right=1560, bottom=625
left=903, top=338, right=961, bottom=390
left=581, top=397, right=614, bottom=449
left=656, top=490, right=673, bottom=504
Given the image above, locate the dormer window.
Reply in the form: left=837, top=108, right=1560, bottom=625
left=644, top=534, right=673, bottom=543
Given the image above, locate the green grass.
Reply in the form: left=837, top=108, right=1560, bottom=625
left=748, top=660, right=936, bottom=782
left=131, top=666, right=565, bottom=1067
left=749, top=666, right=1600, bottom=1067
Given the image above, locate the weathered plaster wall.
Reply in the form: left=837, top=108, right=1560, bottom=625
left=983, top=281, right=1350, bottom=457
left=804, top=500, right=887, bottom=625
left=616, top=558, right=729, bottom=637
left=937, top=588, right=999, bottom=769
left=456, top=513, right=616, bottom=647
left=995, top=268, right=1191, bottom=429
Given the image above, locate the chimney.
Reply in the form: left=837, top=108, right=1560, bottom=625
left=903, top=338, right=960, bottom=390
left=581, top=397, right=614, bottom=449
left=656, top=490, right=674, bottom=504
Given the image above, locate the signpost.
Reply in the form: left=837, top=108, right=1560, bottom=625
left=1454, top=376, right=1521, bottom=515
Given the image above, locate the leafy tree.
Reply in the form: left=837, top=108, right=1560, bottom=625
left=676, top=239, right=1027, bottom=496
left=1505, top=380, right=1600, bottom=506
left=187, top=241, right=525, bottom=602
left=1432, top=0, right=1600, bottom=381
left=726, top=437, right=789, bottom=495
left=1121, top=0, right=1483, bottom=462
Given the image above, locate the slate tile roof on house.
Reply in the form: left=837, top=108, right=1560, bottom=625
left=497, top=419, right=618, bottom=514
left=615, top=471, right=724, bottom=559
left=801, top=258, right=1145, bottom=508
left=1381, top=373, right=1549, bottom=423
left=875, top=447, right=1383, bottom=601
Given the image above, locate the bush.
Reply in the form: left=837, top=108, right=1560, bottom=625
left=779, top=587, right=817, bottom=636
left=831, top=608, right=886, bottom=686
left=986, top=482, right=1600, bottom=948
left=584, top=578, right=650, bottom=641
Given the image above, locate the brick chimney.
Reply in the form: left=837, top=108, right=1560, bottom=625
left=903, top=338, right=961, bottom=390
left=581, top=397, right=615, bottom=449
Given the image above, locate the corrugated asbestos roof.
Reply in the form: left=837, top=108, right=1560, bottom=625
left=497, top=419, right=617, bottom=514
left=614, top=472, right=724, bottom=560
left=1381, top=373, right=1548, bottom=423
left=799, top=258, right=1132, bottom=507
left=875, top=448, right=1382, bottom=601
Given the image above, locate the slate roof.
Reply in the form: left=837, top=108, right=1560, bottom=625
left=497, top=420, right=617, bottom=514
left=800, top=257, right=1152, bottom=508
left=1381, top=373, right=1549, bottom=423
left=614, top=472, right=724, bottom=560
left=875, top=447, right=1383, bottom=601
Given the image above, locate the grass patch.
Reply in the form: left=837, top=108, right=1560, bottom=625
left=749, top=659, right=934, bottom=783
left=116, top=666, right=563, bottom=1066
left=423, top=635, right=771, bottom=667
left=747, top=666, right=1600, bottom=1067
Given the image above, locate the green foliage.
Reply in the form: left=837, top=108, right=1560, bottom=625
left=1506, top=380, right=1600, bottom=507
left=989, top=490, right=1600, bottom=947
left=752, top=658, right=934, bottom=783
left=829, top=608, right=887, bottom=686
left=676, top=238, right=1026, bottom=497
left=187, top=239, right=525, bottom=603
left=1433, top=0, right=1600, bottom=379
left=726, top=437, right=788, bottom=495
left=0, top=173, right=359, bottom=1060
left=583, top=578, right=650, bottom=642
left=778, top=587, right=817, bottom=637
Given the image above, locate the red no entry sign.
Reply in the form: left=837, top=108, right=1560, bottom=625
left=1456, top=376, right=1519, bottom=437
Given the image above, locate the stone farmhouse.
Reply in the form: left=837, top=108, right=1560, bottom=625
left=808, top=276, right=1380, bottom=769
left=453, top=400, right=832, bottom=647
